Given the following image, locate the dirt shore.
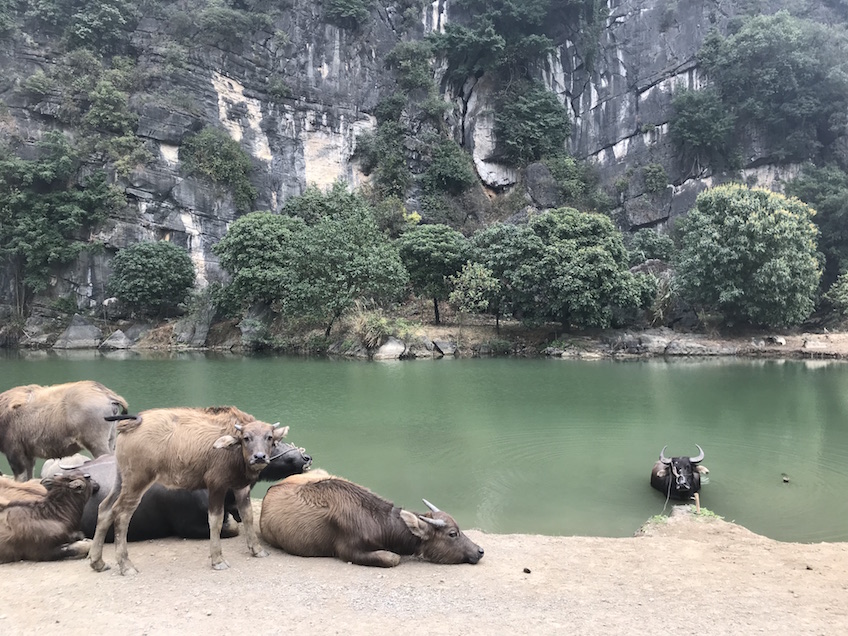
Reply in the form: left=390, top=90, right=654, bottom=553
left=1, top=506, right=846, bottom=635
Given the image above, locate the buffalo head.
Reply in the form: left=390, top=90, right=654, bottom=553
left=650, top=444, right=708, bottom=500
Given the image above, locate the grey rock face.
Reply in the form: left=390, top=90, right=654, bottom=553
left=53, top=315, right=103, bottom=349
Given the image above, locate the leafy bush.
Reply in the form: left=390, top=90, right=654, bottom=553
left=324, top=0, right=371, bottom=29
left=386, top=41, right=435, bottom=91
left=669, top=88, right=737, bottom=173
left=675, top=184, right=821, bottom=327
left=785, top=164, right=848, bottom=290
left=21, top=70, right=57, bottom=98
left=542, top=155, right=611, bottom=212
left=627, top=228, right=676, bottom=266
left=354, top=122, right=410, bottom=197
left=422, top=139, right=477, bottom=195
left=642, top=163, right=668, bottom=193
left=179, top=127, right=257, bottom=211
left=696, top=12, right=848, bottom=162
left=449, top=261, right=500, bottom=316
left=109, top=241, right=196, bottom=316
left=824, top=272, right=848, bottom=317
left=82, top=79, right=136, bottom=134
left=494, top=81, right=570, bottom=166
left=0, top=132, right=122, bottom=313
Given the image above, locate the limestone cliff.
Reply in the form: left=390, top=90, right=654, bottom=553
left=0, top=0, right=840, bottom=315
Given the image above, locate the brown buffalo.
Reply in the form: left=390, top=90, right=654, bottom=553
left=0, top=381, right=129, bottom=481
left=89, top=406, right=288, bottom=575
left=0, top=475, right=48, bottom=506
left=259, top=470, right=485, bottom=567
left=0, top=470, right=95, bottom=563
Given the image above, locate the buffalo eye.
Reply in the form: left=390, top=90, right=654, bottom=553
left=244, top=435, right=252, bottom=443
left=449, top=530, right=458, bottom=538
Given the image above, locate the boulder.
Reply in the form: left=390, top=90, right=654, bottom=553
left=99, top=330, right=132, bottom=350
left=53, top=314, right=102, bottom=349
left=372, top=337, right=407, bottom=360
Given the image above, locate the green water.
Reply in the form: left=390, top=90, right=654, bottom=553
left=2, top=350, right=847, bottom=542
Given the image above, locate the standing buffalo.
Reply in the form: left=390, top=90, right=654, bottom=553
left=44, top=440, right=310, bottom=542
left=650, top=445, right=709, bottom=500
left=0, top=470, right=96, bottom=563
left=0, top=381, right=128, bottom=480
left=260, top=470, right=485, bottom=567
left=89, top=406, right=288, bottom=575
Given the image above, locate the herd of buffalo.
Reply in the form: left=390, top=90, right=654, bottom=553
left=0, top=380, right=707, bottom=573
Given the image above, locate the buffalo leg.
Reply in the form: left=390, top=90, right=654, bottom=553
left=112, top=486, right=149, bottom=576
left=207, top=490, right=230, bottom=570
left=341, top=549, right=402, bottom=568
left=8, top=454, right=32, bottom=482
left=233, top=486, right=267, bottom=559
left=90, top=472, right=124, bottom=571
left=52, top=539, right=92, bottom=561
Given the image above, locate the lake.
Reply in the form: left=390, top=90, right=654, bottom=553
left=1, top=350, right=847, bottom=542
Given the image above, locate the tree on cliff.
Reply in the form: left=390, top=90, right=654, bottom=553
left=675, top=184, right=821, bottom=328
left=0, top=132, right=123, bottom=315
left=108, top=241, right=195, bottom=317
left=396, top=224, right=469, bottom=324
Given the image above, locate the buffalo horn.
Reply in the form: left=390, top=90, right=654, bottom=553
left=659, top=445, right=672, bottom=465
left=234, top=424, right=243, bottom=432
left=272, top=422, right=280, bottom=428
left=690, top=444, right=705, bottom=463
left=422, top=498, right=441, bottom=513
left=418, top=515, right=446, bottom=528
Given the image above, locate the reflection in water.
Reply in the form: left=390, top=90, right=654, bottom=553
left=1, top=352, right=846, bottom=542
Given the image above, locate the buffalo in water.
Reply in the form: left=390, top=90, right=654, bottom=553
left=650, top=445, right=709, bottom=500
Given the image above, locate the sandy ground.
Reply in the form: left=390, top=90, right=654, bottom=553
left=1, top=505, right=846, bottom=636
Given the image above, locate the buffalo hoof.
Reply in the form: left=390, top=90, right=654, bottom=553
left=119, top=563, right=139, bottom=576
left=212, top=559, right=230, bottom=570
left=90, top=558, right=110, bottom=572
left=251, top=548, right=269, bottom=558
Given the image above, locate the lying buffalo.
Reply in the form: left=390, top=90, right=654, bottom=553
left=260, top=469, right=484, bottom=567
left=45, top=440, right=310, bottom=542
left=650, top=444, right=709, bottom=500
left=0, top=381, right=128, bottom=480
left=0, top=470, right=96, bottom=563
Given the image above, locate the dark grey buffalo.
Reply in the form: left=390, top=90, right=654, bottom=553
left=45, top=440, right=311, bottom=542
left=650, top=444, right=708, bottom=500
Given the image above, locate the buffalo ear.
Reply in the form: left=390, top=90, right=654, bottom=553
left=399, top=509, right=431, bottom=540
left=272, top=425, right=290, bottom=441
left=213, top=435, right=239, bottom=449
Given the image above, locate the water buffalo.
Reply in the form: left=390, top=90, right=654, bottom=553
left=0, top=475, right=48, bottom=505
left=0, top=470, right=96, bottom=563
left=259, top=470, right=485, bottom=567
left=44, top=440, right=310, bottom=542
left=650, top=444, right=709, bottom=500
left=89, top=406, right=289, bottom=575
left=0, top=381, right=129, bottom=481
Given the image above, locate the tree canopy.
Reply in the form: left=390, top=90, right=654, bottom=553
left=109, top=241, right=195, bottom=316
left=675, top=184, right=821, bottom=327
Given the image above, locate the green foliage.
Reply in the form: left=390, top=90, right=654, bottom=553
left=697, top=12, right=848, bottom=162
left=422, top=139, right=477, bottom=195
left=354, top=122, right=411, bottom=197
left=108, top=241, right=195, bottom=316
left=21, top=70, right=57, bottom=98
left=627, top=228, right=676, bottom=266
left=494, top=82, right=570, bottom=166
left=82, top=79, right=136, bottom=134
left=0, top=133, right=122, bottom=313
left=449, top=261, right=501, bottom=316
left=785, top=164, right=848, bottom=289
left=669, top=88, right=737, bottom=173
left=374, top=93, right=406, bottom=124
left=197, top=2, right=272, bottom=45
left=324, top=0, right=371, bottom=29
left=823, top=272, right=848, bottom=317
left=542, top=155, right=610, bottom=212
left=180, top=127, right=256, bottom=211
left=526, top=207, right=645, bottom=328
left=396, top=223, right=469, bottom=323
left=0, top=0, right=15, bottom=38
left=642, top=163, right=668, bottom=194
left=26, top=0, right=138, bottom=51
left=675, top=184, right=821, bottom=327
left=386, top=41, right=434, bottom=92
left=216, top=189, right=408, bottom=335
left=268, top=77, right=292, bottom=101
left=370, top=195, right=419, bottom=238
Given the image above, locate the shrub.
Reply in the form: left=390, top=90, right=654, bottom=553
left=494, top=81, right=569, bottom=166
left=109, top=241, right=195, bottom=316
left=642, top=163, right=668, bottom=193
left=324, top=0, right=370, bottom=29
left=627, top=229, right=676, bottom=266
left=422, top=139, right=477, bottom=195
left=675, top=184, right=821, bottom=327
left=179, top=127, right=256, bottom=211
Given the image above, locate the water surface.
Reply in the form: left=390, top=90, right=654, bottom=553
left=2, top=351, right=846, bottom=542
